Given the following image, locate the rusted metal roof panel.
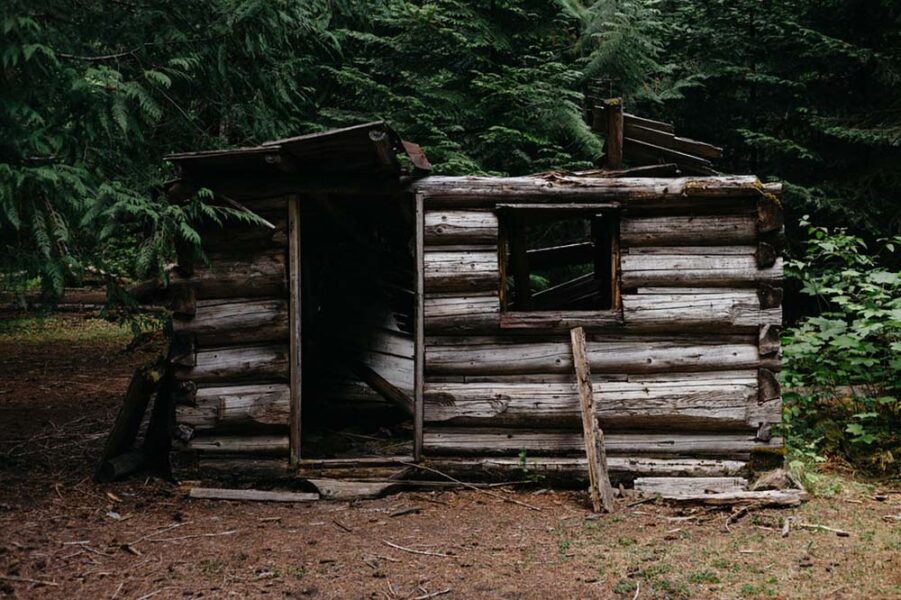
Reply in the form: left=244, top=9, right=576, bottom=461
left=165, top=121, right=430, bottom=181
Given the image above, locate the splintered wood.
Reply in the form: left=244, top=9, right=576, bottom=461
left=570, top=327, right=615, bottom=512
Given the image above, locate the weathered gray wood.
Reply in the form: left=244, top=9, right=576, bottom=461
left=758, top=368, right=781, bottom=403
left=95, top=360, right=164, bottom=481
left=423, top=249, right=499, bottom=293
left=169, top=251, right=287, bottom=300
left=345, top=357, right=414, bottom=416
left=621, top=215, right=756, bottom=247
left=757, top=194, right=784, bottom=233
left=623, top=123, right=724, bottom=160
left=426, top=337, right=774, bottom=376
left=188, top=487, right=318, bottom=502
left=623, top=113, right=675, bottom=134
left=422, top=429, right=782, bottom=458
left=622, top=290, right=782, bottom=331
left=424, top=211, right=498, bottom=245
left=499, top=311, right=623, bottom=331
left=175, top=384, right=290, bottom=430
left=424, top=293, right=500, bottom=332
left=411, top=175, right=765, bottom=207
left=655, top=489, right=808, bottom=507
left=431, top=456, right=747, bottom=480
left=288, top=196, right=301, bottom=466
left=605, top=98, right=624, bottom=168
left=174, top=345, right=289, bottom=383
left=185, top=434, right=289, bottom=455
left=759, top=324, right=782, bottom=356
left=423, top=371, right=778, bottom=429
left=570, top=327, right=615, bottom=512
left=621, top=247, right=783, bottom=287
left=633, top=477, right=748, bottom=496
left=414, top=192, right=426, bottom=461
left=307, top=479, right=402, bottom=500
left=172, top=298, right=288, bottom=346
left=623, top=138, right=715, bottom=174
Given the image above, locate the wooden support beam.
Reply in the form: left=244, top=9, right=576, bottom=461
left=570, top=327, right=615, bottom=512
left=288, top=195, right=302, bottom=467
left=605, top=98, right=624, bottom=169
left=414, top=192, right=426, bottom=461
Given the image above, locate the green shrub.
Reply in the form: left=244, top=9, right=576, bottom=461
left=782, top=217, right=900, bottom=473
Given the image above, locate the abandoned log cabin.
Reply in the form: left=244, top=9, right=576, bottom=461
left=159, top=120, right=785, bottom=485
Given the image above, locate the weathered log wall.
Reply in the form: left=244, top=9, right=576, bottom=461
left=414, top=175, right=784, bottom=465
left=169, top=196, right=294, bottom=478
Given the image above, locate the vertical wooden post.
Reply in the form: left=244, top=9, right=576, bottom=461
left=288, top=195, right=302, bottom=467
left=605, top=98, right=624, bottom=169
left=414, top=192, right=425, bottom=461
left=570, top=327, right=615, bottom=513
left=508, top=213, right=532, bottom=310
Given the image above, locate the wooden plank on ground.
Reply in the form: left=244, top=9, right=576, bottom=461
left=570, top=327, right=614, bottom=512
left=189, top=488, right=319, bottom=502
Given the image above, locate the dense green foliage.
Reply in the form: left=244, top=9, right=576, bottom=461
left=2, top=0, right=899, bottom=468
left=782, top=219, right=900, bottom=471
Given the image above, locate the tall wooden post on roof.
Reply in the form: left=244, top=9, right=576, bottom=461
left=605, top=98, right=624, bottom=169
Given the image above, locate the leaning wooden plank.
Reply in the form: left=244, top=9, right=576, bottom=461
left=652, top=489, right=809, bottom=507
left=424, top=211, right=498, bottom=245
left=94, top=359, right=164, bottom=482
left=621, top=215, right=756, bottom=247
left=623, top=123, right=723, bottom=160
left=175, top=384, right=290, bottom=430
left=172, top=298, right=289, bottom=346
left=623, top=113, right=675, bottom=134
left=524, top=242, right=594, bottom=270
left=345, top=357, right=415, bottom=416
left=174, top=345, right=289, bottom=383
left=188, top=488, right=318, bottom=502
left=422, top=429, right=782, bottom=458
left=425, top=338, right=771, bottom=375
left=633, top=477, right=748, bottom=496
left=570, top=327, right=614, bottom=512
left=623, top=138, right=715, bottom=174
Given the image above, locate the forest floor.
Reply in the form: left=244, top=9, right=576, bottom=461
left=0, top=314, right=899, bottom=600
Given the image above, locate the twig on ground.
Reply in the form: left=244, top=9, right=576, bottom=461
left=398, top=462, right=541, bottom=512
left=333, top=519, right=353, bottom=533
left=633, top=580, right=640, bottom=600
left=389, top=506, right=422, bottom=518
left=413, top=588, right=452, bottom=599
left=797, top=523, right=850, bottom=537
left=782, top=516, right=792, bottom=538
left=0, top=575, right=60, bottom=587
left=383, top=541, right=448, bottom=557
left=125, top=521, right=189, bottom=546
left=148, top=530, right=238, bottom=542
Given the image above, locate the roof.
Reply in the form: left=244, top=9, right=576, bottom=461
left=164, top=121, right=431, bottom=181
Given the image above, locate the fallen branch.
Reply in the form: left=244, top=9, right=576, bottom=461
left=383, top=541, right=448, bottom=557
left=148, top=530, right=238, bottom=543
left=797, top=523, right=850, bottom=537
left=399, top=462, right=541, bottom=512
left=414, top=589, right=452, bottom=600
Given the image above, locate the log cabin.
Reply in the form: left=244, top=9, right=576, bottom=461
left=159, top=120, right=785, bottom=487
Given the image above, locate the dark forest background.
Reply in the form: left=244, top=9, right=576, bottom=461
left=2, top=0, right=899, bottom=472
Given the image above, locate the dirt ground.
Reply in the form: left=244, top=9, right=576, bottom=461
left=0, top=314, right=899, bottom=600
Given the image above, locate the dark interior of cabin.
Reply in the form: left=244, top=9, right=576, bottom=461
left=299, top=194, right=416, bottom=459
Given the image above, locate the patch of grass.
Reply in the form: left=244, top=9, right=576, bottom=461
left=635, top=563, right=672, bottom=580
left=615, top=536, right=636, bottom=548
left=199, top=559, right=224, bottom=577
left=0, top=315, right=136, bottom=344
left=612, top=579, right=637, bottom=595
left=652, top=577, right=690, bottom=598
left=739, top=582, right=777, bottom=597
left=687, top=570, right=720, bottom=584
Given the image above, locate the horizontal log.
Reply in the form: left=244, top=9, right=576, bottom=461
left=633, top=477, right=748, bottom=496
left=621, top=247, right=783, bottom=287
left=184, top=434, right=289, bottom=455
left=173, top=298, right=289, bottom=346
left=169, top=251, right=287, bottom=300
left=424, top=250, right=499, bottom=293
left=174, top=345, right=289, bottom=383
left=426, top=337, right=775, bottom=376
left=429, top=456, right=747, bottom=481
left=621, top=215, right=756, bottom=247
left=424, top=293, right=500, bottom=333
left=175, top=384, right=290, bottom=430
left=657, top=489, right=808, bottom=507
left=622, top=289, right=782, bottom=331
left=422, top=429, right=782, bottom=458
left=424, top=211, right=498, bottom=245
left=424, top=371, right=779, bottom=429
left=412, top=176, right=766, bottom=209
